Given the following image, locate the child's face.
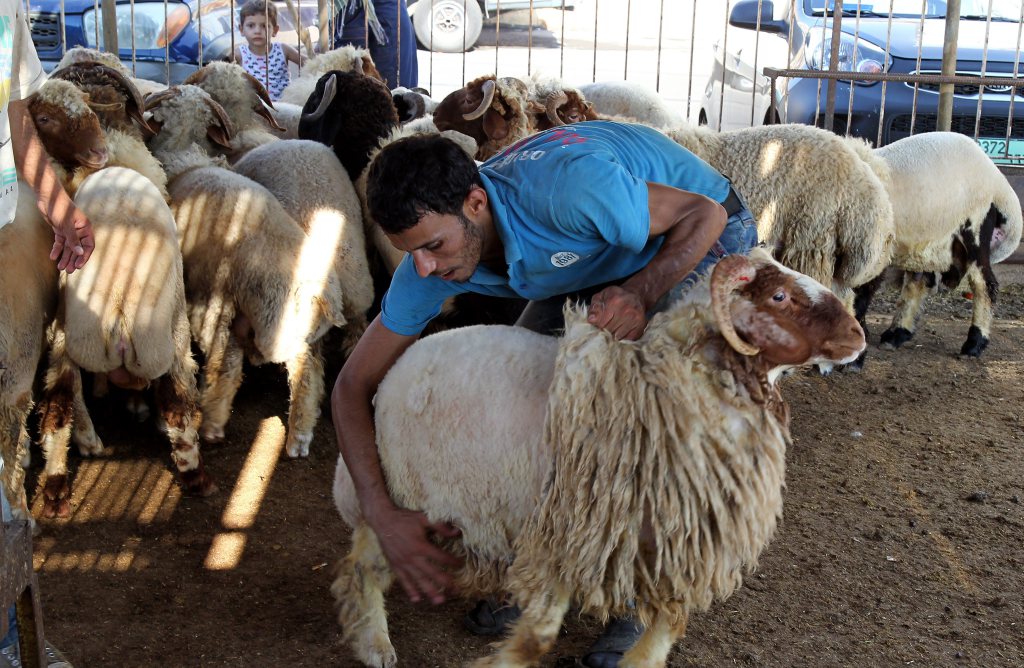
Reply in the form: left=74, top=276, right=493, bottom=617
left=241, top=13, right=278, bottom=47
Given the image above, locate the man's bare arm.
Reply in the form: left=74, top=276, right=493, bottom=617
left=331, top=315, right=462, bottom=603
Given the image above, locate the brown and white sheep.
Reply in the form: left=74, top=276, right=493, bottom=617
left=330, top=248, right=866, bottom=667
left=145, top=85, right=347, bottom=457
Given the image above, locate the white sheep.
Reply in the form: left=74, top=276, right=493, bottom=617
left=330, top=248, right=866, bottom=667
left=0, top=189, right=59, bottom=521
left=34, top=166, right=215, bottom=518
left=56, top=46, right=167, bottom=99
left=277, top=44, right=383, bottom=107
left=145, top=85, right=347, bottom=457
left=232, top=139, right=375, bottom=352
left=579, top=80, right=685, bottom=129
left=665, top=123, right=895, bottom=317
left=184, top=61, right=287, bottom=161
left=853, top=131, right=1023, bottom=357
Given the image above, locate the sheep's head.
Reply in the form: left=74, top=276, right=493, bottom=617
left=298, top=70, right=400, bottom=180
left=28, top=80, right=108, bottom=170
left=701, top=248, right=865, bottom=369
left=185, top=62, right=285, bottom=133
left=304, top=44, right=384, bottom=85
left=57, top=46, right=132, bottom=75
left=144, top=85, right=235, bottom=154
left=432, top=75, right=543, bottom=159
left=392, top=86, right=436, bottom=123
left=534, top=88, right=598, bottom=131
left=49, top=61, right=154, bottom=137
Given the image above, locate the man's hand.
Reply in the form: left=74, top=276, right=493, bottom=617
left=48, top=202, right=94, bottom=274
left=368, top=506, right=463, bottom=604
left=587, top=285, right=648, bottom=340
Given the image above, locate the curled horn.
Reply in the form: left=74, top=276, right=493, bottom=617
left=81, top=63, right=154, bottom=135
left=183, top=67, right=209, bottom=85
left=144, top=87, right=182, bottom=111
left=710, top=253, right=760, bottom=356
left=302, top=72, right=337, bottom=122
left=237, top=70, right=286, bottom=132
left=353, top=55, right=365, bottom=76
left=545, top=90, right=568, bottom=126
left=463, top=79, right=496, bottom=121
left=202, top=96, right=236, bottom=143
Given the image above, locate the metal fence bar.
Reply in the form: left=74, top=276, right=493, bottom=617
left=844, top=0, right=863, bottom=136
left=937, top=0, right=962, bottom=131
left=909, top=0, right=928, bottom=137
left=1005, top=1, right=1024, bottom=161
left=748, top=0, right=763, bottom=127
left=685, top=0, right=696, bottom=120
left=875, top=1, right=896, bottom=147
left=715, top=0, right=730, bottom=130
left=623, top=0, right=630, bottom=79
left=823, top=0, right=842, bottom=132
left=974, top=0, right=996, bottom=141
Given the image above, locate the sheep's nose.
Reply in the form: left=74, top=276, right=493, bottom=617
left=90, top=147, right=109, bottom=165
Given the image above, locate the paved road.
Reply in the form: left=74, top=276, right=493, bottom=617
left=413, top=0, right=732, bottom=123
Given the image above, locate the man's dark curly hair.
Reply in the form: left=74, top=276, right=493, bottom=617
left=367, top=134, right=483, bottom=234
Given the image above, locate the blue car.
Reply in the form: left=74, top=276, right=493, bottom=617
left=27, top=0, right=319, bottom=84
left=701, top=0, right=1024, bottom=164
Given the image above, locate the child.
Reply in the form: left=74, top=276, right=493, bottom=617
left=233, top=0, right=306, bottom=101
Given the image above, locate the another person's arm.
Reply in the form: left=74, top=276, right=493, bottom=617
left=587, top=182, right=726, bottom=340
left=331, top=315, right=462, bottom=604
left=9, top=98, right=94, bottom=274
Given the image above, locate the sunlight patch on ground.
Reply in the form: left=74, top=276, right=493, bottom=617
left=34, top=534, right=152, bottom=574
left=203, top=416, right=285, bottom=570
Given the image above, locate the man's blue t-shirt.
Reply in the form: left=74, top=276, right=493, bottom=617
left=380, top=120, right=732, bottom=335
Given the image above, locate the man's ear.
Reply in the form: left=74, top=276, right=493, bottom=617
left=465, top=185, right=489, bottom=217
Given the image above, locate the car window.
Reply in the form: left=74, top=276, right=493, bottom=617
left=805, top=0, right=1022, bottom=20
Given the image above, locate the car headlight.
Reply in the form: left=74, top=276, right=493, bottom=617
left=83, top=2, right=192, bottom=50
left=805, top=30, right=891, bottom=82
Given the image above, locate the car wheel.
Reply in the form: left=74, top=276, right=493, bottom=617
left=413, top=0, right=483, bottom=53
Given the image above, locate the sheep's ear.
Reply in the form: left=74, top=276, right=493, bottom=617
left=730, top=300, right=813, bottom=365
left=482, top=108, right=509, bottom=141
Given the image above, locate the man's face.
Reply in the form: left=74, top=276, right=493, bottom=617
left=388, top=210, right=484, bottom=283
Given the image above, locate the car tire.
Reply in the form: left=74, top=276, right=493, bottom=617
left=413, top=0, right=483, bottom=53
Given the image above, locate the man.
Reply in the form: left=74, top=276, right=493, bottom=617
left=333, top=0, right=418, bottom=89
left=331, top=120, right=757, bottom=667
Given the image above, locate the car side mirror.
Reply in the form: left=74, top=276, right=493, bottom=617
left=730, top=0, right=788, bottom=35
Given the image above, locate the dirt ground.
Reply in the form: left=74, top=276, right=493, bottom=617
left=22, top=263, right=1024, bottom=668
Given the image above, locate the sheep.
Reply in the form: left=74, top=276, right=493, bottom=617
left=34, top=166, right=216, bottom=518
left=297, top=69, right=401, bottom=182
left=391, top=86, right=438, bottom=123
left=431, top=75, right=545, bottom=161
left=55, top=46, right=168, bottom=98
left=851, top=131, right=1024, bottom=357
left=578, top=80, right=685, bottom=129
left=232, top=138, right=375, bottom=353
left=145, top=85, right=347, bottom=457
left=46, top=61, right=169, bottom=199
left=278, top=44, right=383, bottom=107
left=665, top=123, right=895, bottom=323
left=330, top=248, right=866, bottom=667
left=183, top=61, right=286, bottom=161
left=0, top=190, right=59, bottom=522
left=527, top=74, right=599, bottom=130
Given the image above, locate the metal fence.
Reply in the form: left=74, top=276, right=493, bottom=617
left=24, top=0, right=1024, bottom=164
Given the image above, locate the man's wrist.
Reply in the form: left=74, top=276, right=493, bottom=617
left=362, top=496, right=398, bottom=526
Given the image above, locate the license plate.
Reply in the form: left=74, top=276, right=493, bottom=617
left=978, top=137, right=1024, bottom=165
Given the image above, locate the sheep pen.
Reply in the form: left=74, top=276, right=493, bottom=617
left=11, top=247, right=1024, bottom=664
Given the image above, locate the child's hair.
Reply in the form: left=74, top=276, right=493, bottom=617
left=239, top=0, right=279, bottom=28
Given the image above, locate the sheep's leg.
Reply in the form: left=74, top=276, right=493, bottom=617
left=880, top=271, right=929, bottom=350
left=470, top=585, right=572, bottom=668
left=1, top=394, right=32, bottom=520
left=198, top=322, right=244, bottom=444
left=283, top=342, right=325, bottom=458
left=156, top=322, right=217, bottom=497
left=36, top=345, right=79, bottom=519
left=331, top=524, right=397, bottom=668
left=960, top=263, right=994, bottom=357
left=619, top=610, right=688, bottom=668
left=70, top=377, right=105, bottom=457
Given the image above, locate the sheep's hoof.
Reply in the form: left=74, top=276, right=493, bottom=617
left=200, top=425, right=226, bottom=444
left=351, top=629, right=397, bottom=668
left=879, top=327, right=914, bottom=350
left=74, top=432, right=108, bottom=457
left=816, top=362, right=835, bottom=376
left=842, top=351, right=867, bottom=373
left=285, top=432, right=313, bottom=458
left=180, top=467, right=218, bottom=497
left=41, top=475, right=72, bottom=519
left=959, top=326, right=989, bottom=358
left=126, top=394, right=151, bottom=422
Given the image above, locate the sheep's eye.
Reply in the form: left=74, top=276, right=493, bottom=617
left=36, top=116, right=49, bottom=124
left=772, top=291, right=786, bottom=302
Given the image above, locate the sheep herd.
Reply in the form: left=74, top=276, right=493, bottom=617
left=0, top=45, right=1020, bottom=668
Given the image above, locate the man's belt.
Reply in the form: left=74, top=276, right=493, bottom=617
left=721, top=186, right=744, bottom=217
